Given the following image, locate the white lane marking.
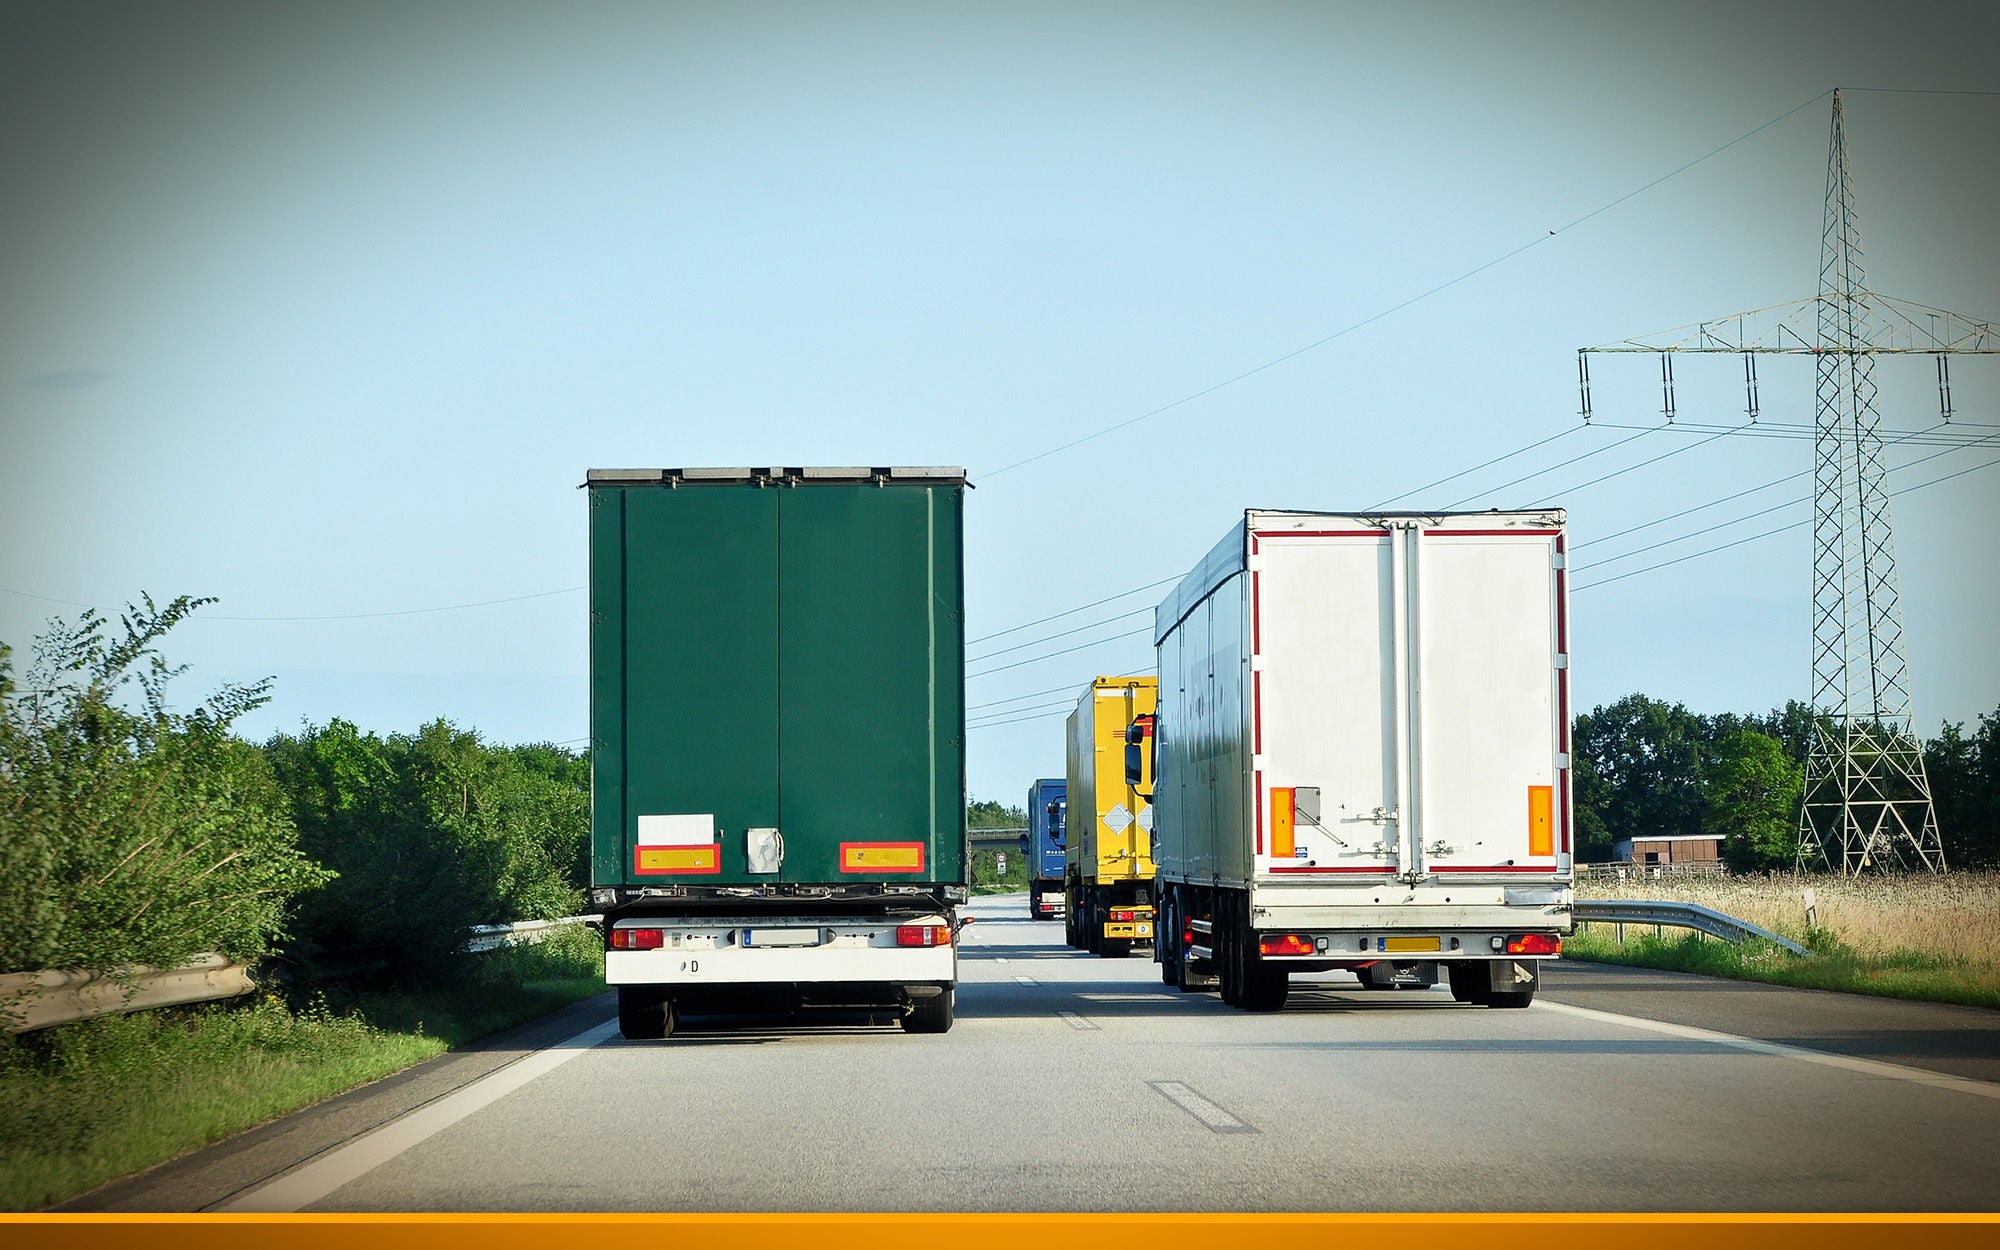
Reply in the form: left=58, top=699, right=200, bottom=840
left=1013, top=975, right=1038, bottom=987
left=219, top=1019, right=621, bottom=1212
left=1148, top=1081, right=1255, bottom=1133
left=1538, top=1001, right=2000, bottom=1102
left=1057, top=1010, right=1099, bottom=1031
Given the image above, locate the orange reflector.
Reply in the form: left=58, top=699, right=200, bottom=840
left=1505, top=933, right=1561, bottom=955
left=1259, top=934, right=1314, bottom=957
left=1528, top=785, right=1554, bottom=857
left=841, top=842, right=926, bottom=873
left=1270, top=786, right=1295, bottom=859
left=896, top=924, right=951, bottom=947
left=610, top=928, right=664, bottom=950
left=634, top=844, right=719, bottom=875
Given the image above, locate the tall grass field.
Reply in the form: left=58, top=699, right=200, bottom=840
left=1568, top=870, right=2000, bottom=1009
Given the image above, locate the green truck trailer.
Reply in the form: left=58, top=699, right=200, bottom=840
left=585, top=467, right=968, bottom=1038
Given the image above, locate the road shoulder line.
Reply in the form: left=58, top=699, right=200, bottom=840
left=1537, top=1000, right=2000, bottom=1101
left=217, top=1019, right=621, bottom=1212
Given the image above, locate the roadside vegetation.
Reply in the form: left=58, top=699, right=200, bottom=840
left=1568, top=871, right=2000, bottom=1010
left=0, top=598, right=602, bottom=1210
left=967, top=797, right=1030, bottom=894
left=0, top=928, right=604, bottom=1212
left=1568, top=691, right=2000, bottom=1006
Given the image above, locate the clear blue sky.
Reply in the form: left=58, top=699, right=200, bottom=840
left=4, top=1, right=1997, bottom=807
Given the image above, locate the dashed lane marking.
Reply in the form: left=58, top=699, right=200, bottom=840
left=1148, top=1081, right=1256, bottom=1133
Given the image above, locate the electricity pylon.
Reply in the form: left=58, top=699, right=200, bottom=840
left=1577, top=89, right=1998, bottom=874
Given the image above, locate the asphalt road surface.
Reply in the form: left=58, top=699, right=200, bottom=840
left=65, top=893, right=2000, bottom=1213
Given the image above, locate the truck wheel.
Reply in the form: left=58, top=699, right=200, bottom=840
left=1242, top=962, right=1288, bottom=1013
left=901, top=987, right=954, bottom=1034
left=1487, top=985, right=1536, bottom=1009
left=617, top=986, right=675, bottom=1040
left=1101, top=938, right=1130, bottom=959
left=1158, top=895, right=1181, bottom=986
left=1446, top=962, right=1490, bottom=1005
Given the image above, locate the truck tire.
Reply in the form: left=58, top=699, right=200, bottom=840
left=1242, top=961, right=1288, bottom=1013
left=1446, top=962, right=1490, bottom=1005
left=1158, top=894, right=1181, bottom=986
left=1218, top=896, right=1244, bottom=1008
left=617, top=986, right=675, bottom=1040
left=1487, top=985, right=1536, bottom=1009
left=901, top=987, right=954, bottom=1034
left=1101, top=937, right=1131, bottom=959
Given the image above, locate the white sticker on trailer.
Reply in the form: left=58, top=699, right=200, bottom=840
left=1103, top=804, right=1134, bottom=834
left=1137, top=806, right=1154, bottom=832
left=637, top=813, right=716, bottom=841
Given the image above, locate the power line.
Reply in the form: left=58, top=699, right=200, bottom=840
left=1523, top=426, right=1745, bottom=508
left=972, top=628, right=1160, bottom=676
left=1443, top=427, right=1659, bottom=509
left=203, top=587, right=583, bottom=621
left=0, top=584, right=585, bottom=622
left=977, top=91, right=1835, bottom=483
left=1368, top=427, right=1582, bottom=509
left=1576, top=432, right=2000, bottom=564
left=968, top=682, right=1084, bottom=713
left=1575, top=470, right=1809, bottom=550
left=1575, top=452, right=2000, bottom=590
left=968, top=576, right=1179, bottom=645
left=969, top=706, right=1078, bottom=732
left=966, top=697, right=1078, bottom=725
left=967, top=606, right=1154, bottom=665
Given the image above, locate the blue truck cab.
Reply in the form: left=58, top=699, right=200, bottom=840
left=1025, top=778, right=1067, bottom=920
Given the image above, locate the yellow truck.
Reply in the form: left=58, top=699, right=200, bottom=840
left=1063, top=676, right=1158, bottom=958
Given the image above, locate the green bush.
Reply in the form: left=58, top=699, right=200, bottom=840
left=264, top=719, right=588, bottom=986
left=0, top=596, right=330, bottom=977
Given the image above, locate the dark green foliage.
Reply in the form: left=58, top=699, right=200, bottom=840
left=1703, top=731, right=1803, bottom=871
left=1928, top=711, right=2000, bottom=869
left=0, top=597, right=331, bottom=974
left=966, top=798, right=1025, bottom=830
left=1570, top=694, right=1706, bottom=860
left=264, top=721, right=589, bottom=987
left=1574, top=692, right=1999, bottom=870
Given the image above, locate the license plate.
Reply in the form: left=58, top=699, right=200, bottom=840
left=744, top=928, right=821, bottom=947
left=1384, top=936, right=1441, bottom=953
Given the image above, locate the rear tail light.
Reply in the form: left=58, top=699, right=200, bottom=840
left=1110, top=908, right=1137, bottom=922
left=610, top=927, right=664, bottom=950
left=896, top=924, right=952, bottom=947
left=1259, top=934, right=1315, bottom=957
left=1505, top=933, right=1561, bottom=955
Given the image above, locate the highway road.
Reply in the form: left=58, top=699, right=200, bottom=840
left=66, top=893, right=2000, bottom=1213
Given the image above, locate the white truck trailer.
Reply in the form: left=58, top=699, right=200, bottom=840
left=1146, top=509, right=1574, bottom=1011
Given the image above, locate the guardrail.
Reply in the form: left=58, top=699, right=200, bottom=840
left=465, top=914, right=600, bottom=952
left=1, top=954, right=258, bottom=1034
left=1572, top=898, right=1810, bottom=957
left=4, top=915, right=607, bottom=1034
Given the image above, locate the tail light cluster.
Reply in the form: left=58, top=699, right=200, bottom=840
left=896, top=924, right=953, bottom=947
left=1258, top=934, right=1315, bottom=957
left=1505, top=933, right=1561, bottom=955
left=609, top=928, right=665, bottom=950
left=1109, top=908, right=1144, bottom=923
